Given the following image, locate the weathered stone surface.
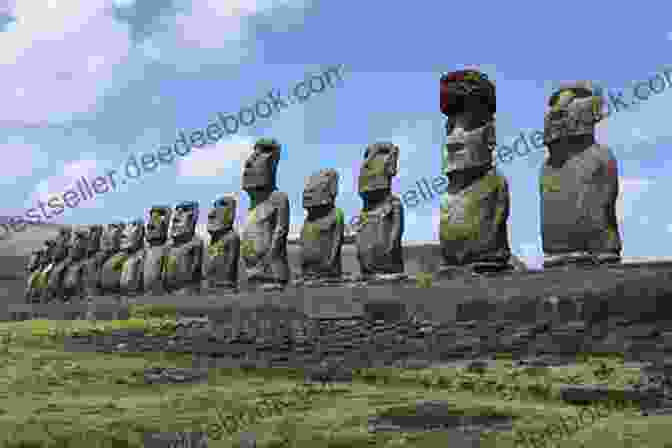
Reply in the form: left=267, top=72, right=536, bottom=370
left=298, top=169, right=344, bottom=282
left=143, top=206, right=172, bottom=295
left=95, top=223, right=126, bottom=296
left=439, top=70, right=510, bottom=274
left=25, top=239, right=55, bottom=303
left=203, top=195, right=240, bottom=293
left=355, top=143, right=404, bottom=277
left=541, top=81, right=621, bottom=267
left=241, top=139, right=290, bottom=289
left=44, top=227, right=73, bottom=301
left=118, top=219, right=146, bottom=296
left=164, top=201, right=204, bottom=294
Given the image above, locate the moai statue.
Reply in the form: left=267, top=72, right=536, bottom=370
left=61, top=227, right=92, bottom=302
left=355, top=142, right=405, bottom=281
left=79, top=224, right=103, bottom=298
left=94, top=223, right=126, bottom=297
left=202, top=195, right=240, bottom=294
left=118, top=219, right=146, bottom=298
left=541, top=80, right=621, bottom=268
left=43, top=227, right=73, bottom=302
left=438, top=69, right=512, bottom=276
left=240, top=138, right=290, bottom=291
left=143, top=206, right=172, bottom=295
left=163, top=201, right=204, bottom=295
left=25, top=240, right=54, bottom=303
left=296, top=169, right=345, bottom=286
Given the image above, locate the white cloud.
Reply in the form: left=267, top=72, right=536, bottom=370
left=0, top=0, right=132, bottom=123
left=27, top=154, right=110, bottom=214
left=172, top=0, right=305, bottom=49
left=667, top=31, right=672, bottom=41
left=0, top=137, right=49, bottom=184
left=176, top=137, right=254, bottom=181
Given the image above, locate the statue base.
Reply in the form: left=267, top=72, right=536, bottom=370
left=543, top=252, right=621, bottom=269
left=437, top=262, right=513, bottom=279
left=293, top=276, right=349, bottom=288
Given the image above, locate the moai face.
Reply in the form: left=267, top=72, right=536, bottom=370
left=440, top=70, right=496, bottom=173
left=145, top=206, right=171, bottom=246
left=358, top=143, right=399, bottom=194
left=120, top=219, right=145, bottom=252
left=207, top=196, right=236, bottom=235
left=53, top=227, right=73, bottom=261
left=242, top=138, right=281, bottom=191
left=100, top=223, right=125, bottom=253
left=68, top=228, right=90, bottom=261
left=87, top=225, right=103, bottom=257
left=543, top=80, right=603, bottom=147
left=303, top=169, right=339, bottom=209
left=27, top=249, right=45, bottom=272
left=170, top=201, right=199, bottom=240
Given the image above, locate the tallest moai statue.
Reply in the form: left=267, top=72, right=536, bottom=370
left=438, top=70, right=512, bottom=275
left=541, top=81, right=621, bottom=268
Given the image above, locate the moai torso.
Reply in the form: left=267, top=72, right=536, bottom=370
left=203, top=196, right=240, bottom=292
left=355, top=143, right=405, bottom=277
left=44, top=227, right=73, bottom=301
left=118, top=219, right=146, bottom=296
left=541, top=81, right=621, bottom=267
left=163, top=201, right=204, bottom=294
left=78, top=225, right=103, bottom=299
left=240, top=139, right=290, bottom=289
left=143, top=206, right=171, bottom=295
left=439, top=167, right=511, bottom=266
left=25, top=244, right=51, bottom=302
left=62, top=228, right=92, bottom=301
left=438, top=70, right=511, bottom=273
left=299, top=169, right=344, bottom=282
left=98, top=223, right=126, bottom=295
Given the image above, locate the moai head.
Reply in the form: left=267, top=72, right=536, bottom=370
left=358, top=143, right=399, bottom=195
left=145, top=206, right=172, bottom=246
left=242, top=138, right=281, bottom=191
left=120, top=219, right=145, bottom=253
left=53, top=227, right=73, bottom=262
left=170, top=201, right=199, bottom=241
left=68, top=227, right=90, bottom=261
left=99, top=223, right=125, bottom=254
left=303, top=169, right=339, bottom=209
left=87, top=225, right=103, bottom=257
left=207, top=195, right=236, bottom=236
left=440, top=69, right=496, bottom=173
left=543, top=80, right=603, bottom=148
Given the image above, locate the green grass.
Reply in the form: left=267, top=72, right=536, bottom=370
left=0, top=319, right=667, bottom=447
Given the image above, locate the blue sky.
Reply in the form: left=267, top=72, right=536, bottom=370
left=1, top=0, right=671, bottom=269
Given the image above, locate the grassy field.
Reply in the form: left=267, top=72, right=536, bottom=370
left=0, top=315, right=669, bottom=447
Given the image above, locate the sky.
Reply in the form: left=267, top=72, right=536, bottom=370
left=1, top=0, right=671, bottom=270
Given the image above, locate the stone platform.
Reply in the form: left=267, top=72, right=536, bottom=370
left=8, top=261, right=672, bottom=368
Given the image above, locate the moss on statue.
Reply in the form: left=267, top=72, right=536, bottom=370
left=240, top=239, right=256, bottom=259
left=110, top=254, right=129, bottom=273
left=541, top=174, right=562, bottom=193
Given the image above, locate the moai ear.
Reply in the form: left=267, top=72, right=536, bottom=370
left=324, top=169, right=339, bottom=199
left=386, top=143, right=400, bottom=176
